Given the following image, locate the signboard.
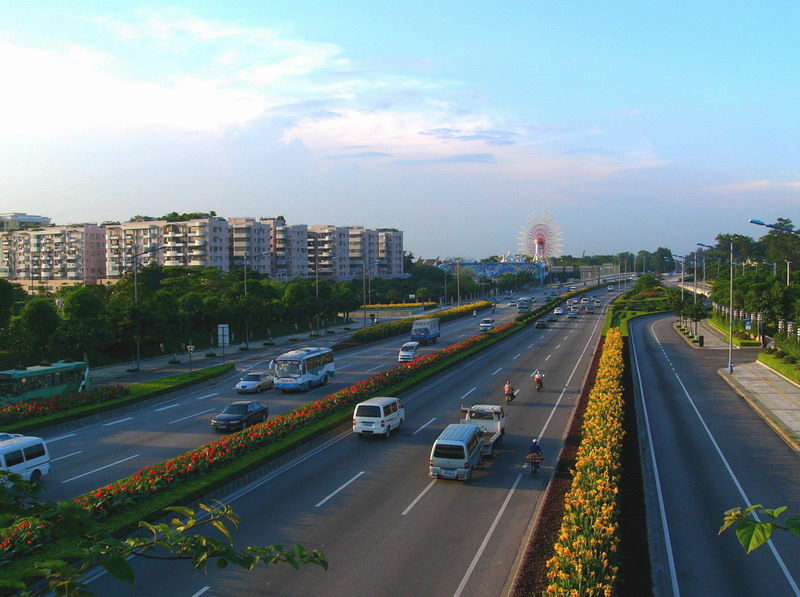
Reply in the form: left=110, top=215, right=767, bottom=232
left=217, top=324, right=230, bottom=347
left=744, top=318, right=752, bottom=331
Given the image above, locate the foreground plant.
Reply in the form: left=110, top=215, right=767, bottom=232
left=0, top=473, right=326, bottom=596
left=720, top=505, right=800, bottom=553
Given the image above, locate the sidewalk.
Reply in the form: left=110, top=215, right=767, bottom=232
left=683, top=319, right=800, bottom=453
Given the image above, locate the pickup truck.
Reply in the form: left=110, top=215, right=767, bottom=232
left=459, top=404, right=506, bottom=457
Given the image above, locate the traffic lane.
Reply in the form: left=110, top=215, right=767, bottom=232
left=83, top=314, right=599, bottom=596
left=630, top=317, right=800, bottom=596
left=38, top=308, right=525, bottom=499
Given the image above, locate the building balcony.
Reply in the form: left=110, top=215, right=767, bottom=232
left=189, top=259, right=207, bottom=266
left=164, top=259, right=183, bottom=267
left=189, top=249, right=206, bottom=256
left=189, top=230, right=207, bottom=237
left=165, top=250, right=180, bottom=257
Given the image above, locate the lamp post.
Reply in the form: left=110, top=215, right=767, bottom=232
left=315, top=256, right=339, bottom=333
left=129, top=244, right=166, bottom=371
left=699, top=241, right=734, bottom=373
left=241, top=251, right=270, bottom=349
left=750, top=218, right=799, bottom=286
left=455, top=258, right=463, bottom=307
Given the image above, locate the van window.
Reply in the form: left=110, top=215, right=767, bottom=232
left=23, top=444, right=45, bottom=460
left=467, top=436, right=478, bottom=454
left=434, top=444, right=465, bottom=459
left=388, top=401, right=398, bottom=414
left=4, top=450, right=23, bottom=468
left=355, top=405, right=382, bottom=418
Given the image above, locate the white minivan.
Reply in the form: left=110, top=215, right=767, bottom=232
left=398, top=341, right=421, bottom=363
left=352, top=397, right=405, bottom=439
left=0, top=435, right=50, bottom=482
left=479, top=318, right=495, bottom=331
left=429, top=424, right=485, bottom=481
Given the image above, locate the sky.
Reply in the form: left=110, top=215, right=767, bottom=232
left=1, top=1, right=798, bottom=260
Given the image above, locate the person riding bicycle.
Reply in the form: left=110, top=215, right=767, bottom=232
left=504, top=381, right=514, bottom=400
left=528, top=438, right=544, bottom=472
left=528, top=438, right=543, bottom=456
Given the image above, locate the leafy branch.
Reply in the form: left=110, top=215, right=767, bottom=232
left=719, top=504, right=800, bottom=553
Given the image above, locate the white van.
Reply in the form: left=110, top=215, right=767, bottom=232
left=352, top=397, right=405, bottom=439
left=398, top=341, right=421, bottom=363
left=429, top=424, right=485, bottom=481
left=479, top=318, right=495, bottom=331
left=0, top=435, right=50, bottom=482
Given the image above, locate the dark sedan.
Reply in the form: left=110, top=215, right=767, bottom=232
left=534, top=319, right=548, bottom=329
left=211, top=400, right=269, bottom=432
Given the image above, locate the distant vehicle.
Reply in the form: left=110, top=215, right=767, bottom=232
left=580, top=297, right=589, bottom=304
left=608, top=285, right=614, bottom=291
left=398, top=341, right=421, bottom=363
left=517, top=298, right=533, bottom=313
left=567, top=311, right=578, bottom=319
left=554, top=307, right=564, bottom=315
left=508, top=300, right=517, bottom=307
left=0, top=361, right=89, bottom=405
left=586, top=304, right=595, bottom=313
left=569, top=286, right=577, bottom=291
left=535, top=319, right=548, bottom=329
left=271, top=347, right=334, bottom=392
left=353, top=396, right=405, bottom=438
left=546, top=313, right=558, bottom=322
left=211, top=400, right=268, bottom=431
left=479, top=318, right=495, bottom=331
left=411, top=318, right=441, bottom=345
left=234, top=371, right=273, bottom=393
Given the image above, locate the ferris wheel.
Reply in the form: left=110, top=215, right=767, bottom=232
left=518, top=212, right=563, bottom=264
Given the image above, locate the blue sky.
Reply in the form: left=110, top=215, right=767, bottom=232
left=1, top=1, right=797, bottom=259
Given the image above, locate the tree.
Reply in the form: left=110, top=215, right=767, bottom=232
left=18, top=298, right=60, bottom=362
left=0, top=472, right=326, bottom=596
left=0, top=279, right=15, bottom=331
left=56, top=287, right=114, bottom=362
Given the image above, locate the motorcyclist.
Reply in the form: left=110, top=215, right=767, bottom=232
left=504, top=381, right=515, bottom=402
left=533, top=370, right=544, bottom=391
left=473, top=310, right=477, bottom=317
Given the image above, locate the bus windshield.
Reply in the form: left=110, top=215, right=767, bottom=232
left=276, top=360, right=303, bottom=378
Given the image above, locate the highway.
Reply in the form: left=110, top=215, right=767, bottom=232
left=38, top=288, right=569, bottom=502
left=81, top=290, right=609, bottom=596
left=629, top=315, right=800, bottom=596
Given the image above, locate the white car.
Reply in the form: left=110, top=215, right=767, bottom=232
left=479, top=318, right=495, bottom=331
left=554, top=307, right=564, bottom=315
left=234, top=372, right=274, bottom=393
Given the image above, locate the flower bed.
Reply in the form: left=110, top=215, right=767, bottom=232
left=0, top=386, right=129, bottom=426
left=545, top=327, right=624, bottom=596
left=0, top=321, right=517, bottom=561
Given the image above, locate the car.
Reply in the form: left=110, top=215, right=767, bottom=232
left=567, top=311, right=578, bottom=319
left=479, top=318, right=495, bottom=331
left=546, top=313, right=558, bottom=322
left=508, top=300, right=517, bottom=306
left=608, top=285, right=614, bottom=291
left=234, top=371, right=273, bottom=393
left=534, top=319, right=548, bottom=329
left=553, top=307, right=564, bottom=315
left=398, top=341, right=421, bottom=362
left=211, top=400, right=269, bottom=432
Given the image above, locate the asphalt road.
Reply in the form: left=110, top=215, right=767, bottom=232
left=81, top=292, right=609, bottom=596
left=629, top=315, right=800, bottom=597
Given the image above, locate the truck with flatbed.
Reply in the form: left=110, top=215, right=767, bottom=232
left=459, top=404, right=506, bottom=457
left=411, top=317, right=440, bottom=345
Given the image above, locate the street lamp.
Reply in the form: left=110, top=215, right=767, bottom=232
left=128, top=244, right=166, bottom=371
left=315, top=256, right=339, bottom=333
left=699, top=241, right=734, bottom=373
left=750, top=218, right=799, bottom=286
left=241, top=251, right=270, bottom=349
left=454, top=258, right=463, bottom=307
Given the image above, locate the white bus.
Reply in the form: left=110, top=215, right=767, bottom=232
left=271, top=347, right=335, bottom=392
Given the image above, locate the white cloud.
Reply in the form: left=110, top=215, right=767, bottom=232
left=711, top=180, right=800, bottom=192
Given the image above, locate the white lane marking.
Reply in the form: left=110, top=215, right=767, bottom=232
left=315, top=471, right=365, bottom=508
left=402, top=479, right=437, bottom=516
left=563, top=336, right=569, bottom=341
left=367, top=364, right=384, bottom=372
left=62, top=454, right=140, bottom=483
left=154, top=403, right=180, bottom=412
left=545, top=354, right=552, bottom=361
left=169, top=408, right=215, bottom=425
left=459, top=387, right=476, bottom=401
left=102, top=417, right=133, bottom=427
left=453, top=474, right=523, bottom=597
left=196, top=393, right=218, bottom=400
left=336, top=364, right=352, bottom=371
left=413, top=418, right=437, bottom=435
left=630, top=325, right=681, bottom=597
left=191, top=587, right=211, bottom=597
left=47, top=433, right=76, bottom=443
left=652, top=324, right=799, bottom=596
left=513, top=353, right=521, bottom=360
left=555, top=344, right=562, bottom=350
left=51, top=450, right=82, bottom=462
left=492, top=368, right=503, bottom=376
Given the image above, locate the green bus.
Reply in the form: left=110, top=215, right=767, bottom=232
left=0, top=361, right=89, bottom=405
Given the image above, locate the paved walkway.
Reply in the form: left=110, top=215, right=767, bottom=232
left=681, top=318, right=800, bottom=452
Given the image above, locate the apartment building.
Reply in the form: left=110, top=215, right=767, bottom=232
left=229, top=218, right=272, bottom=277
left=0, top=213, right=51, bottom=232
left=262, top=217, right=308, bottom=280
left=0, top=224, right=105, bottom=291
left=378, top=229, right=404, bottom=277
left=308, top=225, right=350, bottom=281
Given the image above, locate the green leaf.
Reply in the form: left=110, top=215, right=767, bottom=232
left=165, top=505, right=194, bottom=518
left=211, top=520, right=232, bottom=543
left=785, top=517, right=800, bottom=537
left=736, top=520, right=773, bottom=553
left=761, top=506, right=787, bottom=520
left=101, top=555, right=135, bottom=584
